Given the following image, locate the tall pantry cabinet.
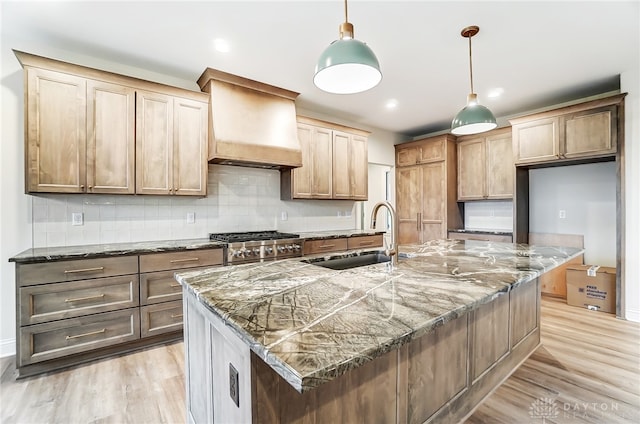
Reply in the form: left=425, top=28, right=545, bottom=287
left=395, top=134, right=462, bottom=244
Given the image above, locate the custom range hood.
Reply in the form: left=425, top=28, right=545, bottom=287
left=197, top=68, right=302, bottom=169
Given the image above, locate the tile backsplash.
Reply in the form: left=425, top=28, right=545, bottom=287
left=31, top=165, right=357, bottom=248
left=463, top=201, right=513, bottom=231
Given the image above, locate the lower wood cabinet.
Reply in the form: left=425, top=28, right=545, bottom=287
left=14, top=247, right=223, bottom=377
left=19, top=308, right=140, bottom=366
left=302, top=235, right=383, bottom=256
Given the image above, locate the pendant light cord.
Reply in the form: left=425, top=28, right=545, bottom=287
left=468, top=35, right=474, bottom=94
left=344, top=0, right=349, bottom=23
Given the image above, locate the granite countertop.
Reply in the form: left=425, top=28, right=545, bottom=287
left=9, top=238, right=226, bottom=264
left=448, top=228, right=513, bottom=236
left=298, top=229, right=387, bottom=240
left=175, top=239, right=583, bottom=393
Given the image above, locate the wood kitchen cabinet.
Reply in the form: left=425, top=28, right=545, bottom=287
left=22, top=66, right=136, bottom=194
left=16, top=50, right=209, bottom=196
left=395, top=135, right=462, bottom=244
left=281, top=116, right=369, bottom=200
left=511, top=94, right=624, bottom=165
left=136, top=91, right=208, bottom=196
left=457, top=127, right=513, bottom=200
left=13, top=247, right=223, bottom=377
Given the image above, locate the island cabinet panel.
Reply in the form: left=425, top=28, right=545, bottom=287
left=401, top=314, right=469, bottom=424
left=469, top=293, right=510, bottom=382
left=510, top=279, right=540, bottom=347
left=184, top=290, right=252, bottom=424
left=252, top=348, right=398, bottom=424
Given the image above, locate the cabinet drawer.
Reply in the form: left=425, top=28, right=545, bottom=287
left=19, top=308, right=140, bottom=366
left=139, top=249, right=224, bottom=273
left=141, top=301, right=183, bottom=337
left=347, top=235, right=384, bottom=250
left=19, top=275, right=139, bottom=325
left=303, top=238, right=348, bottom=255
left=17, top=256, right=139, bottom=286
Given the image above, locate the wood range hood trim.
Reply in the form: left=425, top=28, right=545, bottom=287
left=197, top=67, right=303, bottom=169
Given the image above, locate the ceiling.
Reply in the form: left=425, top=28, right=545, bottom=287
left=2, top=1, right=638, bottom=137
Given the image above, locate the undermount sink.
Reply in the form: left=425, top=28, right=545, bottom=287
left=304, top=251, right=392, bottom=270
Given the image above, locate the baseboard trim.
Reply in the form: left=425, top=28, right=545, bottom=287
left=0, top=338, right=16, bottom=358
left=624, top=307, right=640, bottom=322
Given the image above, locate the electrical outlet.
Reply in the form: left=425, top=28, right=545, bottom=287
left=229, top=363, right=240, bottom=407
left=280, top=211, right=288, bottom=221
left=344, top=210, right=352, bottom=218
left=71, top=212, right=83, bottom=226
left=337, top=211, right=343, bottom=217
left=559, top=210, right=566, bottom=219
left=186, top=212, right=195, bottom=224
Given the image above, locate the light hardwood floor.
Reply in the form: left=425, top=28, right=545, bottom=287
left=1, top=297, right=639, bottom=423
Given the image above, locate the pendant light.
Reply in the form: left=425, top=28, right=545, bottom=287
left=451, top=26, right=497, bottom=135
left=314, top=0, right=382, bottom=94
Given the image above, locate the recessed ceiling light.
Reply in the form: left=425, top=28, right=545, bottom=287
left=487, top=87, right=504, bottom=98
left=213, top=38, right=230, bottom=53
left=385, top=99, right=399, bottom=110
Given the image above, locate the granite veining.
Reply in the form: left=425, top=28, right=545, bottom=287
left=9, top=238, right=225, bottom=263
left=448, top=228, right=513, bottom=236
left=298, top=229, right=387, bottom=240
left=175, top=239, right=583, bottom=393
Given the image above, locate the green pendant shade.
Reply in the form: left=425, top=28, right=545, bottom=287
left=451, top=25, right=497, bottom=135
left=451, top=101, right=497, bottom=135
left=314, top=38, right=382, bottom=94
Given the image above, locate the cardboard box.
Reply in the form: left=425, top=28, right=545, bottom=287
left=566, top=265, right=616, bottom=313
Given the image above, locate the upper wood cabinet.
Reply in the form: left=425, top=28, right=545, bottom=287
left=281, top=116, right=369, bottom=200
left=136, top=91, right=208, bottom=196
left=510, top=94, right=625, bottom=165
left=395, top=135, right=462, bottom=244
left=16, top=50, right=209, bottom=196
left=457, top=127, right=513, bottom=201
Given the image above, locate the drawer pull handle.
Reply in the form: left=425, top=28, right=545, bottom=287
left=169, top=258, right=199, bottom=264
left=358, top=241, right=374, bottom=246
left=319, top=244, right=336, bottom=249
left=64, top=267, right=105, bottom=274
left=66, top=328, right=106, bottom=340
left=171, top=314, right=183, bottom=319
left=169, top=283, right=181, bottom=288
left=64, top=294, right=105, bottom=303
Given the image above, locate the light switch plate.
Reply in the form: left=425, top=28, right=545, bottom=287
left=229, top=363, right=239, bottom=407
left=71, top=212, right=83, bottom=226
left=186, top=212, right=195, bottom=224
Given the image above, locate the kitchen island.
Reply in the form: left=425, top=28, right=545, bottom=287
left=176, top=239, right=583, bottom=424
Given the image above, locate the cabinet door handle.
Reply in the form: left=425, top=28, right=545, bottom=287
left=319, top=244, right=336, bottom=249
left=65, top=328, right=106, bottom=340
left=417, top=213, right=421, bottom=231
left=64, top=266, right=105, bottom=274
left=171, top=313, right=183, bottom=319
left=169, top=258, right=200, bottom=264
left=170, top=283, right=181, bottom=288
left=64, top=293, right=105, bottom=303
left=357, top=241, right=374, bottom=246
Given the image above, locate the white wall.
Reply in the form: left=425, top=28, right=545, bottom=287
left=529, top=163, right=616, bottom=267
